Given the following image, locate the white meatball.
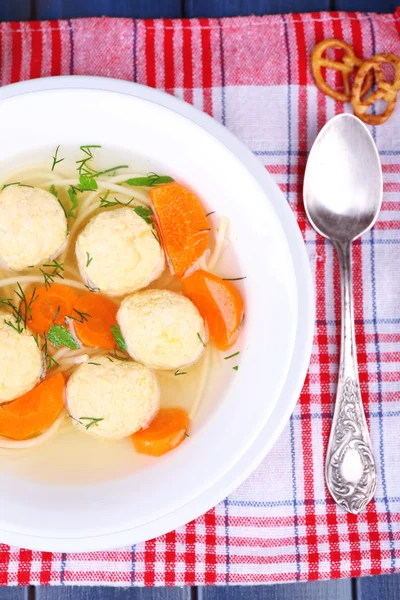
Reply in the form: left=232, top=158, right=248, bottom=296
left=118, top=289, right=206, bottom=371
left=66, top=356, right=160, bottom=440
left=76, top=207, right=164, bottom=296
left=0, top=185, right=68, bottom=271
left=0, top=310, right=43, bottom=403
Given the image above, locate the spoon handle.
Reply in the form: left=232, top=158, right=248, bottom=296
left=326, top=240, right=376, bottom=514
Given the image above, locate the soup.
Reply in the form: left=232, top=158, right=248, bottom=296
left=0, top=145, right=245, bottom=479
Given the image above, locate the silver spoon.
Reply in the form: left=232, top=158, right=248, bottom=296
left=304, top=113, right=382, bottom=514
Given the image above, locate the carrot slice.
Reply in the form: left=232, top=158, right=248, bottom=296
left=151, top=183, right=209, bottom=277
left=0, top=373, right=66, bottom=440
left=182, top=270, right=244, bottom=351
left=72, top=293, right=118, bottom=350
left=26, top=284, right=79, bottom=336
left=132, top=408, right=189, bottom=457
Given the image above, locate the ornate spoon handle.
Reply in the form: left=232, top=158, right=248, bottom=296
left=326, top=240, right=376, bottom=514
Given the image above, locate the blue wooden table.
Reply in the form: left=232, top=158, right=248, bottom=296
left=0, top=0, right=400, bottom=598
left=0, top=0, right=397, bottom=20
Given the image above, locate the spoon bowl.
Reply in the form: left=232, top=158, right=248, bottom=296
left=304, top=113, right=382, bottom=242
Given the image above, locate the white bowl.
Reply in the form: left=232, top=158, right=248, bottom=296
left=0, top=77, right=314, bottom=551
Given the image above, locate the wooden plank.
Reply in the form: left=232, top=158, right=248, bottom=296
left=34, top=0, right=182, bottom=20
left=36, top=587, right=192, bottom=600
left=334, top=0, right=395, bottom=12
left=198, top=580, right=352, bottom=600
left=0, top=1, right=32, bottom=21
left=357, top=574, right=400, bottom=600
left=0, top=589, right=29, bottom=600
left=184, top=0, right=330, bottom=18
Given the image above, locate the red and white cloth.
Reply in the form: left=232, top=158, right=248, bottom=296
left=1, top=8, right=400, bottom=587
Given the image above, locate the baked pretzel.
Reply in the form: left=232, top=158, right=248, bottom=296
left=352, top=53, right=400, bottom=125
left=311, top=38, right=372, bottom=102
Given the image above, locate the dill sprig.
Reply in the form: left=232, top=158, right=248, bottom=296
left=1, top=284, right=38, bottom=334
left=49, top=184, right=68, bottom=220
left=99, top=193, right=134, bottom=209
left=67, top=186, right=79, bottom=218
left=2, top=182, right=20, bottom=190
left=40, top=260, right=64, bottom=289
left=42, top=333, right=59, bottom=370
left=224, top=351, right=240, bottom=360
left=79, top=417, right=104, bottom=430
left=86, top=252, right=93, bottom=267
left=76, top=146, right=128, bottom=183
left=68, top=414, right=104, bottom=430
left=222, top=277, right=247, bottom=281
left=51, top=145, right=64, bottom=171
left=175, top=369, right=187, bottom=376
left=197, top=332, right=205, bottom=347
left=125, top=173, right=174, bottom=187
left=76, top=145, right=101, bottom=176
left=65, top=308, right=91, bottom=324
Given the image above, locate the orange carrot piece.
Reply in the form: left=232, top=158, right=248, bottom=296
left=0, top=373, right=66, bottom=440
left=151, top=183, right=209, bottom=277
left=182, top=270, right=244, bottom=351
left=26, top=284, right=79, bottom=336
left=132, top=408, right=189, bottom=457
left=73, top=293, right=118, bottom=350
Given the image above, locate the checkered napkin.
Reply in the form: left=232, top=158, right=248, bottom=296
left=1, top=8, right=400, bottom=586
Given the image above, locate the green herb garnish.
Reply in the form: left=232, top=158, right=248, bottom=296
left=206, top=211, right=215, bottom=217
left=134, top=206, right=153, bottom=224
left=4, top=318, right=23, bottom=334
left=2, top=182, right=20, bottom=190
left=51, top=145, right=64, bottom=171
left=49, top=184, right=68, bottom=220
left=184, top=432, right=190, bottom=438
left=233, top=366, right=239, bottom=371
left=125, top=173, right=174, bottom=187
left=238, top=313, right=245, bottom=331
left=175, top=369, right=187, bottom=376
left=76, top=145, right=101, bottom=176
left=86, top=252, right=93, bottom=267
left=79, top=174, right=98, bottom=191
left=222, top=277, right=247, bottom=281
left=47, top=325, right=80, bottom=349
left=79, top=417, right=104, bottom=430
left=99, top=194, right=134, bottom=209
left=67, top=186, right=79, bottom=218
left=224, top=351, right=240, bottom=360
left=93, top=165, right=128, bottom=178
left=2, top=284, right=39, bottom=334
left=40, top=260, right=64, bottom=289
left=111, top=325, right=126, bottom=352
left=197, top=332, right=205, bottom=347
left=65, top=308, right=91, bottom=324
left=88, top=362, right=101, bottom=366
left=151, top=229, right=160, bottom=244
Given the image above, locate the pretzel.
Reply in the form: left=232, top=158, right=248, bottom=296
left=352, top=53, right=400, bottom=125
left=311, top=38, right=372, bottom=102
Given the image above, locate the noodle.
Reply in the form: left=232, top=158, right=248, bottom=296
left=207, top=217, right=229, bottom=271
left=189, top=344, right=211, bottom=420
